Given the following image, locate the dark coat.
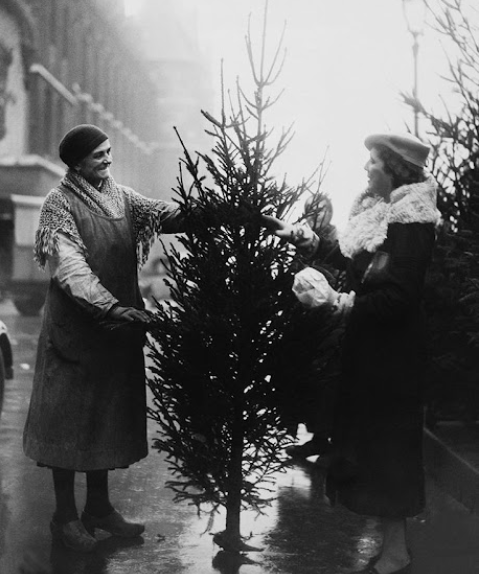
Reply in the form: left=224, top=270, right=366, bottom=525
left=326, top=221, right=435, bottom=518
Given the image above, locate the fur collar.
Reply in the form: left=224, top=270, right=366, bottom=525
left=338, top=176, right=440, bottom=258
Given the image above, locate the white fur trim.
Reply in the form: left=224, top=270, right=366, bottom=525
left=339, top=176, right=440, bottom=259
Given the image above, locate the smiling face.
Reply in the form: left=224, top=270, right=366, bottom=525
left=364, top=147, right=393, bottom=199
left=75, top=139, right=112, bottom=189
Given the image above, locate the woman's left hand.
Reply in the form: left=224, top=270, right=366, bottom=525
left=332, top=291, right=356, bottom=318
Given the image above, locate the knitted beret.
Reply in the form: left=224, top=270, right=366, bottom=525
left=59, top=124, right=109, bottom=167
left=364, top=133, right=430, bottom=168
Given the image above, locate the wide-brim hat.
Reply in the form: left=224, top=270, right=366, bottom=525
left=59, top=124, right=109, bottom=167
left=364, top=132, right=430, bottom=168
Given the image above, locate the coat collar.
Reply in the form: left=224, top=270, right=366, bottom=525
left=338, top=176, right=440, bottom=258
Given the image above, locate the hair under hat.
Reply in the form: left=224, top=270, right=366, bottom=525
left=364, top=133, right=430, bottom=168
left=59, top=124, right=109, bottom=168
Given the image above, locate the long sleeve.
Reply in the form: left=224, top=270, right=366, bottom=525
left=292, top=222, right=348, bottom=272
left=47, top=232, right=119, bottom=318
left=126, top=188, right=184, bottom=234
left=156, top=200, right=185, bottom=234
left=124, top=187, right=188, bottom=266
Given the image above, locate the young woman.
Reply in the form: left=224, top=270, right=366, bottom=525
left=265, top=132, right=440, bottom=574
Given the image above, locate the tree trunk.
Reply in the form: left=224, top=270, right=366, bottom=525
left=212, top=402, right=245, bottom=552
left=225, top=406, right=243, bottom=541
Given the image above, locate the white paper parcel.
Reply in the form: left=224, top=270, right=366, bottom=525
left=292, top=267, right=336, bottom=308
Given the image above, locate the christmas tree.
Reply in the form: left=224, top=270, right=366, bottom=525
left=147, top=1, right=336, bottom=552
left=403, top=0, right=479, bottom=424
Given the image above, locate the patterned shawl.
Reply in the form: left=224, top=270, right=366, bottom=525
left=338, top=176, right=441, bottom=259
left=35, top=169, right=178, bottom=268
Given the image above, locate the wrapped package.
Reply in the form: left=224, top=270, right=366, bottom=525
left=292, top=267, right=337, bottom=308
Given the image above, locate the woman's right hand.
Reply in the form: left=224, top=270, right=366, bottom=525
left=262, top=214, right=295, bottom=240
left=108, top=305, right=151, bottom=324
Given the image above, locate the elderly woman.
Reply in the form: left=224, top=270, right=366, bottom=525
left=23, top=125, right=187, bottom=552
left=265, top=133, right=439, bottom=574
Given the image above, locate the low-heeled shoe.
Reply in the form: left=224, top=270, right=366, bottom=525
left=285, top=439, right=330, bottom=459
left=355, top=561, right=411, bottom=574
left=50, top=519, right=98, bottom=553
left=81, top=510, right=145, bottom=538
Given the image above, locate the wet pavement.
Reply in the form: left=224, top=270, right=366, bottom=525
left=1, top=299, right=479, bottom=574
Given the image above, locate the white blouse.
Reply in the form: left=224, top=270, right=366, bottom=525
left=47, top=232, right=119, bottom=319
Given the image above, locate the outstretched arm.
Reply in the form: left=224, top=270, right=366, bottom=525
left=262, top=214, right=320, bottom=257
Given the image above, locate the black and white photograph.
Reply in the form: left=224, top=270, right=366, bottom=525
left=0, top=1, right=479, bottom=573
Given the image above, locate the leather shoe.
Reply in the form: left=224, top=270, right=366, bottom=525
left=81, top=510, right=145, bottom=538
left=286, top=438, right=331, bottom=459
left=50, top=519, right=98, bottom=553
left=354, top=561, right=411, bottom=574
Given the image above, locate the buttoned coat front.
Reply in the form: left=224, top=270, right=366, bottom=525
left=328, top=221, right=435, bottom=517
left=313, top=178, right=440, bottom=518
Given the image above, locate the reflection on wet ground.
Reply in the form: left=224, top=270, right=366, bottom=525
left=3, top=304, right=479, bottom=574
left=0, top=307, right=379, bottom=574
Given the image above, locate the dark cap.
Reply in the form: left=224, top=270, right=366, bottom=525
left=59, top=124, right=109, bottom=167
left=364, top=132, right=430, bottom=168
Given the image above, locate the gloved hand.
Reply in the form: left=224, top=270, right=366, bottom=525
left=332, top=291, right=356, bottom=317
left=262, top=215, right=319, bottom=254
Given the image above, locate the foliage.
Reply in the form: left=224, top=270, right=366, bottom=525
left=422, top=226, right=479, bottom=424
left=146, top=2, right=336, bottom=549
left=404, top=0, right=479, bottom=423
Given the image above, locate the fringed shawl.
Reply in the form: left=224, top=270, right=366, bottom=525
left=35, top=170, right=177, bottom=268
left=338, top=176, right=441, bottom=259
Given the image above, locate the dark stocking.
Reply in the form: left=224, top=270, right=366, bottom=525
left=52, top=467, right=77, bottom=524
left=84, top=469, right=114, bottom=518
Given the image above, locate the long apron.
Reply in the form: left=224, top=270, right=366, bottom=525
left=23, top=188, right=148, bottom=471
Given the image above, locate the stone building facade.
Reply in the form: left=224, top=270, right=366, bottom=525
left=0, top=0, right=164, bottom=312
left=136, top=0, right=214, bottom=195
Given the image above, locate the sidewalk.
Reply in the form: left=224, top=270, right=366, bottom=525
left=425, top=422, right=479, bottom=515
left=2, top=297, right=479, bottom=574
left=3, top=295, right=479, bottom=516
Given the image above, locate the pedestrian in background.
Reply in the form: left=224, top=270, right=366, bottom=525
left=264, top=132, right=439, bottom=574
left=276, top=193, right=341, bottom=462
left=23, top=124, right=187, bottom=553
